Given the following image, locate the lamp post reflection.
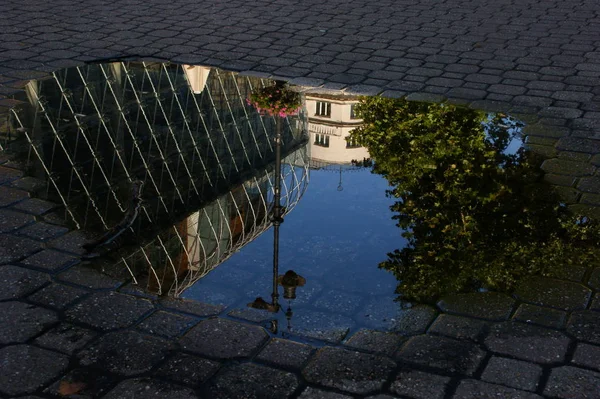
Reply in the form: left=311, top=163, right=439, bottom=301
left=247, top=118, right=305, bottom=334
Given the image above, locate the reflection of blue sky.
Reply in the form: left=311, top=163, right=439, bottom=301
left=183, top=167, right=405, bottom=333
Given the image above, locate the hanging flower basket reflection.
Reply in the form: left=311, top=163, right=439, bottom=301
left=247, top=81, right=301, bottom=118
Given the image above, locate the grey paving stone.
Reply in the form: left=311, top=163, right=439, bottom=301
left=0, top=264, right=48, bottom=300
left=153, top=353, right=221, bottom=387
left=22, top=249, right=78, bottom=271
left=572, top=343, right=600, bottom=371
left=0, top=300, right=57, bottom=344
left=227, top=307, right=274, bottom=323
left=0, top=165, right=23, bottom=184
left=397, top=335, right=486, bottom=375
left=512, top=304, right=567, bottom=329
left=66, top=291, right=154, bottom=330
left=543, top=366, right=600, bottom=399
left=103, top=378, right=197, bottom=399
left=588, top=268, right=600, bottom=290
left=256, top=338, right=314, bottom=370
left=453, top=379, right=542, bottom=399
left=567, top=311, right=600, bottom=345
left=485, top=322, right=571, bottom=364
left=298, top=387, right=352, bottom=398
left=180, top=318, right=268, bottom=359
left=390, top=369, right=450, bottom=399
left=48, top=230, right=93, bottom=255
left=16, top=222, right=69, bottom=241
left=44, top=368, right=118, bottom=398
left=541, top=158, right=597, bottom=176
left=437, top=292, right=515, bottom=321
left=514, top=277, right=592, bottom=311
left=0, top=209, right=33, bottom=233
left=78, top=330, right=172, bottom=376
left=428, top=314, right=488, bottom=341
left=137, top=310, right=199, bottom=338
left=12, top=198, right=57, bottom=215
left=34, top=323, right=96, bottom=354
left=360, top=299, right=436, bottom=334
left=158, top=297, right=225, bottom=316
left=0, top=234, right=41, bottom=264
left=0, top=345, right=69, bottom=396
left=207, top=363, right=298, bottom=399
left=291, top=309, right=354, bottom=343
left=57, top=264, right=123, bottom=289
left=0, top=186, right=29, bottom=207
left=302, top=347, right=395, bottom=395
left=481, top=356, right=543, bottom=392
left=344, top=329, right=405, bottom=356
left=27, top=282, right=88, bottom=309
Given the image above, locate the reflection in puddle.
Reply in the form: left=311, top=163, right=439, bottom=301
left=2, top=61, right=599, bottom=340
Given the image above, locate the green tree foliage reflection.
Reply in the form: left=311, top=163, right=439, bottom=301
left=351, top=97, right=600, bottom=302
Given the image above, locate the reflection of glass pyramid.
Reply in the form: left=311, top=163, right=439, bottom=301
left=5, top=61, right=310, bottom=297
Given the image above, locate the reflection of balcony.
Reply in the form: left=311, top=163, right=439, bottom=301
left=5, top=62, right=310, bottom=296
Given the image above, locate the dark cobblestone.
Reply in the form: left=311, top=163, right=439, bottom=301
left=344, top=329, right=405, bottom=356
left=153, top=353, right=221, bottom=387
left=512, top=304, right=567, bottom=329
left=57, top=264, right=123, bottom=289
left=0, top=300, right=57, bottom=344
left=104, top=378, right=197, bottom=399
left=437, top=292, right=515, bottom=321
left=397, top=335, right=486, bottom=375
left=543, top=366, right=600, bottom=399
left=0, top=345, right=69, bottom=396
left=0, top=234, right=41, bottom=263
left=303, top=347, right=395, bottom=395
left=390, top=369, right=450, bottom=399
left=567, top=311, right=600, bottom=345
left=453, top=379, right=542, bottom=399
left=480, top=356, right=543, bottom=392
left=16, top=222, right=69, bottom=242
left=208, top=363, right=298, bottom=399
left=66, top=291, right=153, bottom=330
left=485, top=322, right=571, bottom=364
left=34, top=323, right=96, bottom=354
left=298, top=387, right=352, bottom=398
left=0, top=209, right=33, bottom=233
left=428, top=314, right=487, bottom=341
left=256, top=338, right=314, bottom=371
left=572, top=343, right=600, bottom=371
left=0, top=264, right=48, bottom=300
left=180, top=318, right=268, bottom=359
left=514, top=277, right=592, bottom=311
left=27, top=282, right=87, bottom=309
left=137, top=310, right=199, bottom=338
left=79, top=330, right=172, bottom=375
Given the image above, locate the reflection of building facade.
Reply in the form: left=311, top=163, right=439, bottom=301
left=306, top=94, right=370, bottom=168
left=5, top=62, right=309, bottom=296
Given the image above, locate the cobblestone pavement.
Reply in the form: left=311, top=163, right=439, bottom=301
left=1, top=0, right=600, bottom=398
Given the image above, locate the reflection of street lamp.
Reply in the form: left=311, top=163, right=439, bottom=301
left=247, top=115, right=305, bottom=334
left=337, top=166, right=343, bottom=191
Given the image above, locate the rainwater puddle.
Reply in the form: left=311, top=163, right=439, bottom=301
left=2, top=61, right=599, bottom=342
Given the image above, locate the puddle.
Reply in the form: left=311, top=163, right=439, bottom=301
left=2, top=61, right=599, bottom=341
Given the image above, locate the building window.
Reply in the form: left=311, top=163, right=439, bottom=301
left=315, top=101, right=331, bottom=117
left=350, top=104, right=358, bottom=119
left=314, top=134, right=329, bottom=147
left=346, top=137, right=360, bottom=148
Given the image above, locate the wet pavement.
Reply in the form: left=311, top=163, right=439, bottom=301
left=1, top=1, right=600, bottom=398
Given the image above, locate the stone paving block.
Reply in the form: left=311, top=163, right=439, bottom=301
left=397, top=335, right=486, bottom=375
left=22, top=249, right=77, bottom=272
left=485, top=321, right=572, bottom=364
left=78, top=330, right=172, bottom=376
left=543, top=366, right=600, bottom=398
left=16, top=222, right=69, bottom=241
left=44, top=367, right=116, bottom=398
left=57, top=264, right=123, bottom=289
left=137, top=310, right=199, bottom=338
left=302, top=347, right=395, bottom=395
left=12, top=198, right=57, bottom=215
left=180, top=318, right=268, bottom=359
left=27, top=282, right=88, bottom=309
left=0, top=165, right=23, bottom=184
left=0, top=264, right=48, bottom=300
left=207, top=363, right=298, bottom=399
left=588, top=267, right=600, bottom=290
left=437, top=292, right=515, bottom=321
left=34, top=323, right=96, bottom=354
left=0, top=301, right=57, bottom=344
left=480, top=356, right=543, bottom=392
left=66, top=291, right=154, bottom=330
left=298, top=387, right=352, bottom=398
left=453, top=379, right=543, bottom=399
left=541, top=158, right=596, bottom=176
left=0, top=234, right=41, bottom=264
left=360, top=298, right=436, bottom=334
left=0, top=209, right=33, bottom=233
left=0, top=345, right=69, bottom=396
left=390, top=369, right=450, bottom=399
left=0, top=186, right=29, bottom=207
left=344, top=329, right=405, bottom=356
left=572, top=343, right=600, bottom=371
left=256, top=338, right=314, bottom=370
left=103, top=378, right=197, bottom=399
left=227, top=307, right=273, bottom=323
left=428, top=314, right=488, bottom=341
left=514, top=277, right=592, bottom=311
left=48, top=230, right=93, bottom=255
left=591, top=294, right=600, bottom=311
left=153, top=353, right=221, bottom=387
left=512, top=304, right=567, bottom=329
left=291, top=309, right=354, bottom=343
left=567, top=311, right=600, bottom=345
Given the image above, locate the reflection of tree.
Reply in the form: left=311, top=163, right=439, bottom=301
left=351, top=97, right=600, bottom=302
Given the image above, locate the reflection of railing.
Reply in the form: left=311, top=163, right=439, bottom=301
left=4, top=62, right=310, bottom=296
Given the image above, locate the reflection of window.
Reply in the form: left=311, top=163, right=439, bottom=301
left=315, top=101, right=331, bottom=117
left=346, top=137, right=360, bottom=148
left=350, top=104, right=358, bottom=119
left=314, top=134, right=330, bottom=147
